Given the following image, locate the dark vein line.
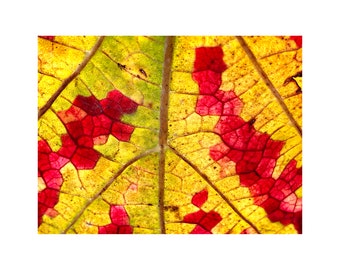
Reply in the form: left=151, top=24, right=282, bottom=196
left=143, top=36, right=164, bottom=45
left=45, top=38, right=89, bottom=53
left=169, top=145, right=262, bottom=234
left=62, top=147, right=159, bottom=234
left=101, top=50, right=160, bottom=87
left=260, top=47, right=301, bottom=60
left=38, top=71, right=62, bottom=81
left=158, top=36, right=175, bottom=234
left=38, top=36, right=105, bottom=119
left=236, top=36, right=302, bottom=137
left=90, top=61, right=117, bottom=88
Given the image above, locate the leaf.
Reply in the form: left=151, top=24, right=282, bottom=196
left=38, top=36, right=302, bottom=234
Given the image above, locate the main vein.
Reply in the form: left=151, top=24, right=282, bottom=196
left=38, top=36, right=105, bottom=119
left=158, top=36, right=175, bottom=234
left=236, top=36, right=302, bottom=137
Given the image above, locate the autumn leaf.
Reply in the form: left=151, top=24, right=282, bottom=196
left=38, top=36, right=302, bottom=234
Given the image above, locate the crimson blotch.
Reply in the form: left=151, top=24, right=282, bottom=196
left=192, top=46, right=302, bottom=233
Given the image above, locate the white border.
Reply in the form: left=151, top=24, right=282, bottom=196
left=1, top=0, right=340, bottom=269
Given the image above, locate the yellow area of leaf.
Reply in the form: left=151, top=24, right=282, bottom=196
left=55, top=36, right=99, bottom=52
left=125, top=205, right=160, bottom=233
left=38, top=36, right=98, bottom=109
left=93, top=135, right=120, bottom=160
left=70, top=198, right=111, bottom=234
left=130, top=128, right=158, bottom=150
left=38, top=110, right=66, bottom=152
left=59, top=163, right=86, bottom=196
left=170, top=71, right=199, bottom=94
left=295, top=186, right=302, bottom=199
left=123, top=105, right=159, bottom=129
left=79, top=158, right=119, bottom=191
left=168, top=134, right=222, bottom=181
left=294, top=76, right=302, bottom=89
left=165, top=223, right=196, bottom=234
left=38, top=74, right=61, bottom=109
left=38, top=177, right=46, bottom=192
left=122, top=155, right=159, bottom=206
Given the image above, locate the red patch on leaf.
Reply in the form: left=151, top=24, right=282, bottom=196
left=76, top=135, right=94, bottom=148
left=92, top=114, right=112, bottom=137
left=200, top=211, right=223, bottom=231
left=101, top=90, right=138, bottom=120
left=193, top=46, right=302, bottom=233
left=38, top=188, right=59, bottom=208
left=38, top=188, right=60, bottom=225
left=98, top=205, right=133, bottom=234
left=111, top=121, right=135, bottom=141
left=42, top=169, right=63, bottom=189
left=49, top=153, right=69, bottom=170
left=65, top=120, right=85, bottom=139
left=98, top=224, right=119, bottom=234
left=38, top=140, right=52, bottom=153
left=194, top=47, right=227, bottom=73
left=191, top=225, right=211, bottom=234
left=57, top=106, right=87, bottom=124
left=53, top=90, right=137, bottom=168
left=192, top=189, right=208, bottom=207
left=38, top=90, right=139, bottom=228
left=110, top=205, right=131, bottom=225
left=71, top=147, right=100, bottom=169
left=57, top=135, right=77, bottom=158
left=39, top=36, right=55, bottom=41
left=192, top=70, right=222, bottom=95
left=209, top=142, right=229, bottom=161
left=73, top=95, right=103, bottom=116
left=290, top=36, right=302, bottom=48
left=183, top=209, right=206, bottom=224
left=183, top=189, right=223, bottom=234
left=196, top=95, right=222, bottom=116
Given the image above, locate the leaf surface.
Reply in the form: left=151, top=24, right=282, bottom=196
left=38, top=36, right=302, bottom=234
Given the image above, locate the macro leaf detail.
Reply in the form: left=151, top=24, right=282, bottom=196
left=38, top=36, right=302, bottom=234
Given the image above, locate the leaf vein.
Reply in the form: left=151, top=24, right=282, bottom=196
left=38, top=36, right=105, bottom=119
left=236, top=36, right=302, bottom=137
